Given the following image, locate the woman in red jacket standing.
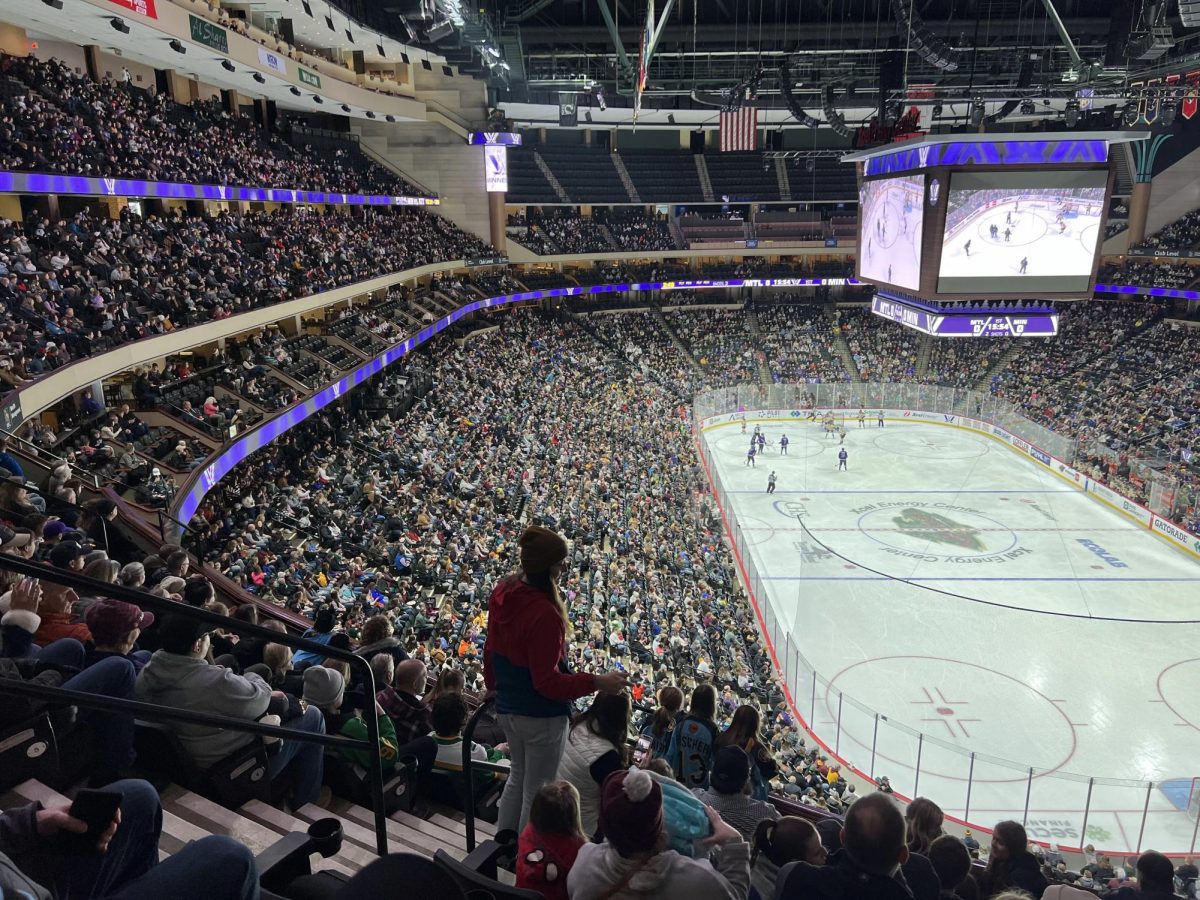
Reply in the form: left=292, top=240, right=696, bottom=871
left=484, top=525, right=627, bottom=835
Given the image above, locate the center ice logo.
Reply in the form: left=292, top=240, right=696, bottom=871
left=891, top=508, right=986, bottom=551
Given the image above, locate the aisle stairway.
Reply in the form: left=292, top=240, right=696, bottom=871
left=652, top=308, right=704, bottom=373
left=694, top=155, right=715, bottom=202
left=829, top=311, right=861, bottom=381
left=915, top=335, right=933, bottom=380
left=774, top=157, right=792, bottom=202
left=973, top=343, right=1022, bottom=391
left=4, top=778, right=499, bottom=885
left=611, top=152, right=641, bottom=202
left=745, top=306, right=773, bottom=384
left=534, top=150, right=571, bottom=202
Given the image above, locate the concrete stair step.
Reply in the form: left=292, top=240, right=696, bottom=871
left=434, top=808, right=497, bottom=838
left=5, top=779, right=70, bottom=809
left=298, top=801, right=463, bottom=862
left=390, top=807, right=469, bottom=853
left=158, top=806, right=215, bottom=857
left=161, top=786, right=288, bottom=857
left=332, top=801, right=468, bottom=860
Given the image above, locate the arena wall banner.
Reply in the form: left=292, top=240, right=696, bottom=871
left=1150, top=514, right=1200, bottom=556
left=105, top=0, right=156, bottom=18
left=1086, top=478, right=1153, bottom=527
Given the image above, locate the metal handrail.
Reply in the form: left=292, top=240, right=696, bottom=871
left=0, top=552, right=389, bottom=855
left=461, top=696, right=496, bottom=853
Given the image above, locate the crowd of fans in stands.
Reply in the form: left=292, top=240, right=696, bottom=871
left=596, top=210, right=678, bottom=252
left=0, top=53, right=425, bottom=196
left=838, top=308, right=921, bottom=384
left=756, top=303, right=850, bottom=384
left=1129, top=206, right=1200, bottom=255
left=0, top=205, right=488, bottom=379
left=1098, top=260, right=1197, bottom=289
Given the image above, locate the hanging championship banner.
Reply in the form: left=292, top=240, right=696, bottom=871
left=1183, top=71, right=1199, bottom=119
left=1144, top=78, right=1162, bottom=123
left=558, top=92, right=578, bottom=127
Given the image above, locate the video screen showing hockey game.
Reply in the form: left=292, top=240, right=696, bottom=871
left=857, top=174, right=924, bottom=291
left=937, top=170, right=1107, bottom=294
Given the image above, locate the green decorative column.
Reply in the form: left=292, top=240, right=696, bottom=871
left=1127, top=134, right=1172, bottom=247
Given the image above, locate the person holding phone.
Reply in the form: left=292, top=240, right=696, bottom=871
left=0, top=777, right=258, bottom=899
left=483, top=525, right=628, bottom=835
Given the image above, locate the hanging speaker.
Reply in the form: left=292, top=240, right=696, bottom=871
left=1180, top=0, right=1200, bottom=29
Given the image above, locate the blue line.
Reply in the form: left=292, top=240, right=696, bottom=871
left=761, top=576, right=1200, bottom=582
left=727, top=489, right=1074, bottom=494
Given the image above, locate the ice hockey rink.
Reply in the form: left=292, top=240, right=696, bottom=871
left=939, top=198, right=1102, bottom=281
left=701, top=414, right=1200, bottom=852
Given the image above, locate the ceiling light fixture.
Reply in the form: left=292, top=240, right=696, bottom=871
left=110, top=16, right=129, bottom=33
left=221, top=59, right=235, bottom=72
left=252, top=72, right=266, bottom=84
left=169, top=39, right=186, bottom=53
left=290, top=85, right=302, bottom=96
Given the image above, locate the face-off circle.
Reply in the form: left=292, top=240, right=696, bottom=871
left=1156, top=658, right=1200, bottom=731
left=856, top=505, right=1018, bottom=558
left=872, top=429, right=990, bottom=461
left=823, top=655, right=1078, bottom=781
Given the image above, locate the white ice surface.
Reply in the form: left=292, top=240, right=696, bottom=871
left=704, top=416, right=1200, bottom=852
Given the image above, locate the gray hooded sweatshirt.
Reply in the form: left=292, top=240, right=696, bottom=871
left=135, top=650, right=271, bottom=769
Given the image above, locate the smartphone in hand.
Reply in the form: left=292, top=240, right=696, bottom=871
left=62, top=789, right=123, bottom=850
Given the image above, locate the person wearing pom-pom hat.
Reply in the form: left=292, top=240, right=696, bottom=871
left=568, top=766, right=750, bottom=900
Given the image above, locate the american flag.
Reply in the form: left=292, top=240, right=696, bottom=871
left=719, top=106, right=758, bottom=151
left=634, top=0, right=653, bottom=126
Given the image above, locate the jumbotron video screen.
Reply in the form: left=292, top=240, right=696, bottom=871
left=857, top=174, right=925, bottom=291
left=937, top=170, right=1107, bottom=294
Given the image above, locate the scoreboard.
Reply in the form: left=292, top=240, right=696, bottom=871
left=845, top=132, right=1147, bottom=302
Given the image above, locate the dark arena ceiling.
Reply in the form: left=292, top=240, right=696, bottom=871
left=363, top=0, right=1200, bottom=131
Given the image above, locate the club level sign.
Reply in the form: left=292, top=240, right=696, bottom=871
left=298, top=68, right=321, bottom=89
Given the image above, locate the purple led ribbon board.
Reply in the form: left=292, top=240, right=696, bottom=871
left=1094, top=282, right=1200, bottom=300
left=870, top=296, right=1058, bottom=337
left=0, top=171, right=439, bottom=206
left=864, top=139, right=1109, bottom=177
left=468, top=132, right=523, bottom=145
left=173, top=276, right=852, bottom=523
